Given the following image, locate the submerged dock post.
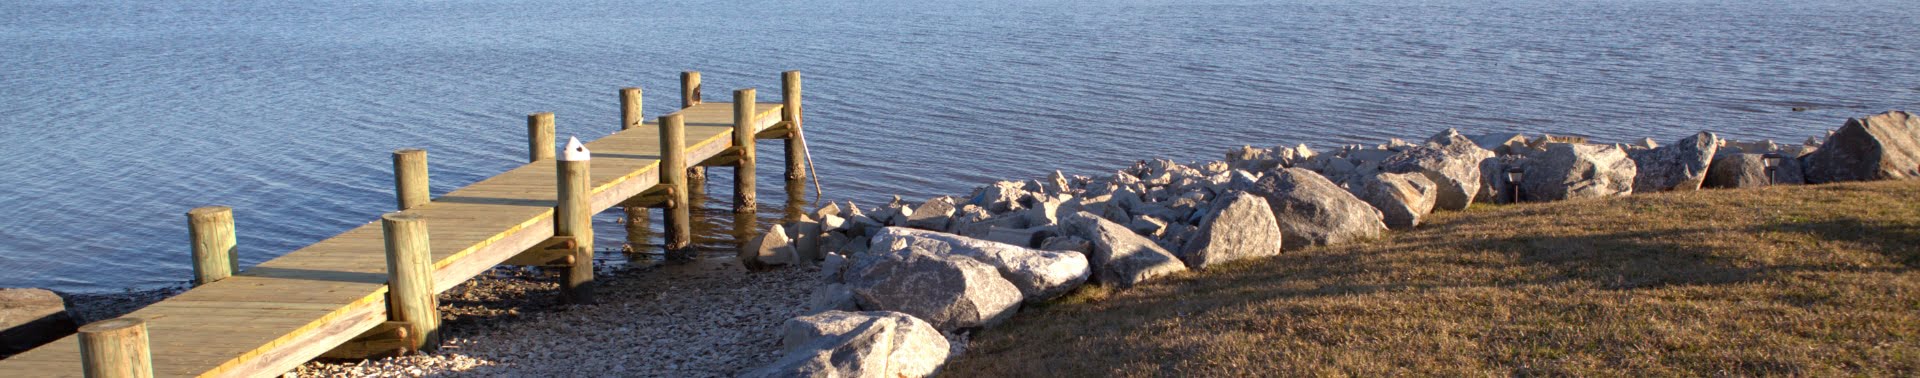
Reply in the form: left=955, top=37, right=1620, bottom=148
left=782, top=71, right=806, bottom=194
left=78, top=317, right=151, bottom=378
left=556, top=137, right=595, bottom=303
left=392, top=149, right=429, bottom=210
left=681, top=71, right=701, bottom=108
left=186, top=206, right=238, bottom=286
left=380, top=212, right=440, bottom=352
left=661, top=114, right=692, bottom=251
left=733, top=89, right=758, bottom=213
left=527, top=112, right=555, bottom=162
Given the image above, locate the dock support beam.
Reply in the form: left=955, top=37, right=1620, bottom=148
left=556, top=139, right=595, bottom=304
left=619, top=87, right=649, bottom=252
left=186, top=206, right=238, bottom=286
left=681, top=71, right=701, bottom=108
left=380, top=212, right=440, bottom=352
left=79, top=317, right=151, bottom=378
left=660, top=114, right=692, bottom=251
left=733, top=89, right=758, bottom=213
left=392, top=149, right=429, bottom=210
left=782, top=71, right=806, bottom=195
left=527, top=112, right=555, bottom=162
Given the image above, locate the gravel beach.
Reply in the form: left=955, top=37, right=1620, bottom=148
left=277, top=259, right=818, bottom=377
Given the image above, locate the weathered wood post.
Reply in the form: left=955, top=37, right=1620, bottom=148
left=782, top=71, right=806, bottom=194
left=527, top=112, right=555, bottom=162
left=186, top=206, right=238, bottom=286
left=733, top=88, right=758, bottom=213
left=620, top=87, right=649, bottom=252
left=380, top=212, right=440, bottom=352
left=620, top=87, right=644, bottom=131
left=681, top=71, right=701, bottom=108
left=556, top=137, right=595, bottom=303
left=392, top=149, right=429, bottom=210
left=660, top=114, right=692, bottom=250
left=78, top=317, right=151, bottom=378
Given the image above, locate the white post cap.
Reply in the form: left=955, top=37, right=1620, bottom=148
left=561, top=136, right=591, bottom=161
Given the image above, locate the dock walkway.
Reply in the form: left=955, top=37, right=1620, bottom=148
left=0, top=71, right=807, bottom=377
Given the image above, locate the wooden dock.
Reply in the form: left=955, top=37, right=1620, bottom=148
left=0, top=71, right=810, bottom=377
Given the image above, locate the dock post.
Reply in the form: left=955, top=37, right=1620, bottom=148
left=660, top=114, right=692, bottom=251
left=733, top=88, right=758, bottom=213
left=620, top=87, right=643, bottom=130
left=186, top=206, right=238, bottom=286
left=556, top=137, right=595, bottom=303
left=681, top=71, right=701, bottom=108
left=380, top=212, right=440, bottom=352
left=527, top=112, right=555, bottom=162
left=782, top=71, right=806, bottom=194
left=78, top=317, right=151, bottom=378
left=392, top=149, right=429, bottom=210
left=619, top=87, right=650, bottom=251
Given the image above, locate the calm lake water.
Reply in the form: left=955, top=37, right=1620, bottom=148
left=3, top=0, right=1917, bottom=292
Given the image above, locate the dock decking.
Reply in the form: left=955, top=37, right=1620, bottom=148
left=0, top=71, right=805, bottom=377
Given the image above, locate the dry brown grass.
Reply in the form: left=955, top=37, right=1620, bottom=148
left=946, top=180, right=1920, bottom=377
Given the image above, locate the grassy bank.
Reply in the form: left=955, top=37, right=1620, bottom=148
left=947, top=180, right=1920, bottom=376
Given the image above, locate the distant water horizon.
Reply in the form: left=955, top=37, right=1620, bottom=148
left=3, top=0, right=1917, bottom=292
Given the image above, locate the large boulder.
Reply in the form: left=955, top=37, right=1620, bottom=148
left=905, top=197, right=957, bottom=231
left=869, top=228, right=1089, bottom=303
left=1703, top=153, right=1771, bottom=189
left=1058, top=212, right=1188, bottom=288
left=1, top=288, right=76, bottom=356
left=743, top=311, right=949, bottom=378
left=1804, top=111, right=1920, bottom=183
left=844, top=244, right=1021, bottom=332
left=1628, top=132, right=1719, bottom=192
left=1176, top=192, right=1282, bottom=269
left=1476, top=155, right=1525, bottom=204
left=1248, top=168, right=1387, bottom=248
left=1350, top=172, right=1438, bottom=229
left=1518, top=143, right=1637, bottom=202
left=1380, top=142, right=1492, bottom=210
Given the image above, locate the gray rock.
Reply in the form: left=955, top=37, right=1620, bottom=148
left=1038, top=235, right=1093, bottom=255
left=906, top=197, right=957, bottom=231
left=1628, top=132, right=1719, bottom=192
left=1380, top=141, right=1493, bottom=210
left=1476, top=155, right=1526, bottom=204
left=806, top=284, right=859, bottom=314
left=983, top=226, right=1050, bottom=248
left=1176, top=192, right=1282, bottom=269
left=1804, top=111, right=1920, bottom=183
left=741, top=224, right=797, bottom=270
left=814, top=202, right=842, bottom=220
left=1775, top=153, right=1808, bottom=185
left=1518, top=143, right=1637, bottom=202
left=1469, top=133, right=1529, bottom=155
left=1058, top=212, right=1188, bottom=288
left=744, top=310, right=948, bottom=378
left=1703, top=153, right=1771, bottom=189
left=969, top=181, right=1028, bottom=214
left=1126, top=215, right=1168, bottom=238
left=845, top=242, right=1022, bottom=331
left=1351, top=172, right=1438, bottom=229
left=1, top=288, right=75, bottom=356
left=838, top=236, right=871, bottom=256
left=870, top=228, right=1089, bottom=303
left=1248, top=168, right=1388, bottom=248
left=792, top=219, right=825, bottom=262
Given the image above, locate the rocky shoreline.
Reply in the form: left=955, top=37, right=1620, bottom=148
left=731, top=110, right=1919, bottom=376
left=5, top=111, right=1914, bottom=376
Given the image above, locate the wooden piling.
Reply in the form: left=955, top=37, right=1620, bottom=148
left=681, top=71, right=701, bottom=108
left=733, top=88, right=758, bottom=213
left=186, top=206, right=238, bottom=286
left=527, top=112, right=555, bottom=162
left=782, top=71, right=806, bottom=193
left=380, top=212, right=439, bottom=352
left=660, top=114, right=692, bottom=250
left=556, top=139, right=595, bottom=304
left=391, top=149, right=429, bottom=210
left=78, top=317, right=151, bottom=378
left=621, top=87, right=643, bottom=130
